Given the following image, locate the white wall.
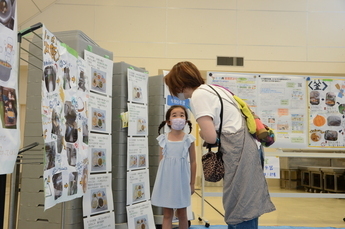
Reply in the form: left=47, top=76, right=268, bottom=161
left=18, top=0, right=345, bottom=76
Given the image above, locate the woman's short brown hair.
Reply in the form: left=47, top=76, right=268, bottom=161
left=164, top=61, right=205, bottom=96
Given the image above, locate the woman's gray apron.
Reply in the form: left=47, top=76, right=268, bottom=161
left=220, top=117, right=276, bottom=225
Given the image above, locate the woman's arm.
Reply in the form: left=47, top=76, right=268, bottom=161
left=189, top=141, right=196, bottom=194
left=196, top=116, right=217, bottom=144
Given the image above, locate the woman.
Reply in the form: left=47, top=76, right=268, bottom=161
left=164, top=61, right=275, bottom=229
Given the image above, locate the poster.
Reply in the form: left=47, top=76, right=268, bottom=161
left=126, top=201, right=156, bottom=229
left=83, top=51, right=114, bottom=228
left=127, top=68, right=148, bottom=104
left=89, top=133, right=111, bottom=173
left=207, top=72, right=308, bottom=149
left=82, top=173, right=114, bottom=216
left=42, top=26, right=89, bottom=210
left=207, top=72, right=258, bottom=111
left=263, top=156, right=280, bottom=179
left=127, top=137, right=149, bottom=171
left=0, top=0, right=20, bottom=174
left=308, top=77, right=345, bottom=148
left=126, top=169, right=151, bottom=205
left=84, top=50, right=113, bottom=96
left=257, top=75, right=307, bottom=149
left=83, top=212, right=115, bottom=229
left=89, top=93, right=112, bottom=133
left=127, top=103, right=148, bottom=136
left=89, top=93, right=111, bottom=133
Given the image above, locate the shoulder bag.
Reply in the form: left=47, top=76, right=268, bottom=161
left=201, top=85, right=225, bottom=182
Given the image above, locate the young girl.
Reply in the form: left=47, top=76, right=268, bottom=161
left=151, top=105, right=196, bottom=229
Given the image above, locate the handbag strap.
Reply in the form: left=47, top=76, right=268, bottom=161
left=207, top=85, right=223, bottom=151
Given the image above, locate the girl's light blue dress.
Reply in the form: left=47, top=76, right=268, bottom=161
left=151, top=133, right=195, bottom=208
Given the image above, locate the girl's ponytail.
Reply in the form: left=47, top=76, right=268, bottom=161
left=158, top=121, right=166, bottom=135
left=187, top=120, right=192, bottom=134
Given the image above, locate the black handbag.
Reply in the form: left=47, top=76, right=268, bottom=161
left=201, top=85, right=224, bottom=182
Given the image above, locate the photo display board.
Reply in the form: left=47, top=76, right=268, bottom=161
left=82, top=50, right=115, bottom=228
left=206, top=72, right=345, bottom=150
left=0, top=0, right=20, bottom=175
left=307, top=77, right=345, bottom=148
left=126, top=68, right=155, bottom=225
left=42, top=26, right=90, bottom=209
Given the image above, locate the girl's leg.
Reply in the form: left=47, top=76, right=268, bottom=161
left=176, top=207, right=188, bottom=229
left=162, top=208, right=173, bottom=229
left=227, top=217, right=258, bottom=229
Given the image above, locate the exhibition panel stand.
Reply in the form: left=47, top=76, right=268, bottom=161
left=18, top=27, right=112, bottom=229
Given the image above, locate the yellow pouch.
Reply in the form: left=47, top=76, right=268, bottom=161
left=233, top=95, right=256, bottom=135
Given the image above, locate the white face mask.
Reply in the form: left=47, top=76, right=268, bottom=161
left=170, top=118, right=186, bottom=130
left=177, top=93, right=186, bottom=100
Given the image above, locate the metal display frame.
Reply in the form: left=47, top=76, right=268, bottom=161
left=14, top=23, right=114, bottom=229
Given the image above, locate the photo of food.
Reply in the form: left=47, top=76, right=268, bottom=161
left=132, top=86, right=142, bottom=100
left=309, top=91, right=320, bottom=105
left=0, top=86, right=17, bottom=128
left=310, top=132, right=321, bottom=142
left=91, top=148, right=106, bottom=172
left=138, top=155, right=146, bottom=168
left=324, top=130, right=338, bottom=141
left=0, top=0, right=15, bottom=30
left=43, top=65, right=57, bottom=92
left=338, top=104, right=345, bottom=114
left=277, top=122, right=288, bottom=131
left=137, top=118, right=146, bottom=134
left=327, top=115, right=341, bottom=126
left=91, top=108, right=106, bottom=131
left=52, top=172, right=63, bottom=200
left=91, top=68, right=106, bottom=93
left=129, top=155, right=138, bottom=168
left=91, top=188, right=108, bottom=214
left=325, top=92, right=336, bottom=106
left=313, top=115, right=326, bottom=127
left=0, top=37, right=12, bottom=81
left=132, top=183, right=145, bottom=202
left=134, top=215, right=149, bottom=229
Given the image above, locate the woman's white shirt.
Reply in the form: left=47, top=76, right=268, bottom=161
left=190, top=85, right=242, bottom=133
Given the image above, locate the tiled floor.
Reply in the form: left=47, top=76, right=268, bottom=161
left=4, top=180, right=345, bottom=228
left=189, top=186, right=345, bottom=228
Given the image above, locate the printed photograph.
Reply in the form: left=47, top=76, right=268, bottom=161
left=68, top=171, right=78, bottom=196
left=134, top=215, right=149, bottom=229
left=91, top=68, right=106, bottom=93
left=52, top=172, right=63, bottom=200
left=91, top=148, right=106, bottom=172
left=44, top=141, right=56, bottom=170
left=132, top=183, right=145, bottom=203
left=43, top=65, right=57, bottom=92
left=90, top=188, right=108, bottom=214
left=91, top=108, right=106, bottom=131
left=0, top=86, right=17, bottom=128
